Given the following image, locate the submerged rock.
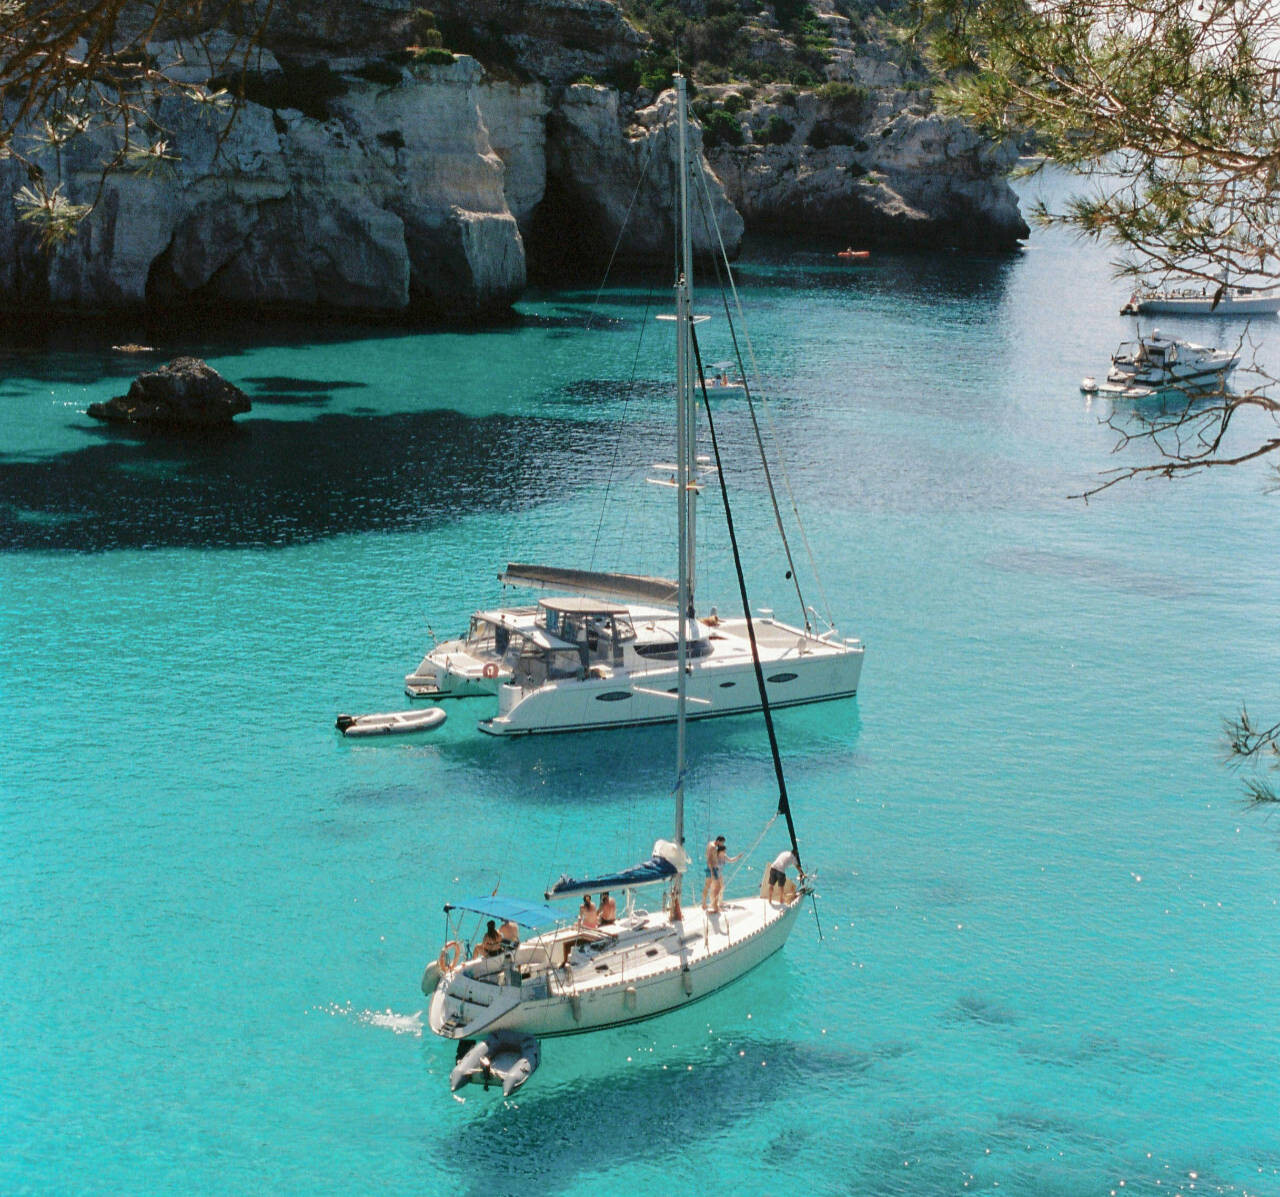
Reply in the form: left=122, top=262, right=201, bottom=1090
left=87, top=357, right=251, bottom=429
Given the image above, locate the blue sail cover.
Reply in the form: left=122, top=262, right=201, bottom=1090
left=545, top=853, right=678, bottom=901
left=444, top=896, right=560, bottom=927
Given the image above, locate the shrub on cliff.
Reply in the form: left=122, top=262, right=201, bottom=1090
left=700, top=108, right=745, bottom=149
left=622, top=0, right=831, bottom=90
left=756, top=115, right=794, bottom=145
left=413, top=48, right=457, bottom=65
left=816, top=81, right=872, bottom=122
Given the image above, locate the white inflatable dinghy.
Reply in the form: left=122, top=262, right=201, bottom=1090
left=449, top=1033, right=540, bottom=1097
left=335, top=707, right=446, bottom=737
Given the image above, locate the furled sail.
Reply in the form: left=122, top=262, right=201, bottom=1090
left=501, top=563, right=678, bottom=608
left=544, top=839, right=687, bottom=901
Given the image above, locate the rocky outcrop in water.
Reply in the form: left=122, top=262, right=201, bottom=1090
left=87, top=357, right=252, bottom=428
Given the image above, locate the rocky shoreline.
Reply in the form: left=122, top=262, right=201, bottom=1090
left=0, top=1, right=1028, bottom=324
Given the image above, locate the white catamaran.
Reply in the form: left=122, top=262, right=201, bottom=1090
left=403, top=92, right=864, bottom=736
left=421, top=78, right=812, bottom=1087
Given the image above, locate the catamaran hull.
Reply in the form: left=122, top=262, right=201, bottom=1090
left=480, top=635, right=864, bottom=737
left=428, top=898, right=803, bottom=1040
left=405, top=647, right=504, bottom=699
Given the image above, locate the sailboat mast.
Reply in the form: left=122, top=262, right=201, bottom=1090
left=678, top=75, right=698, bottom=603
left=672, top=73, right=692, bottom=876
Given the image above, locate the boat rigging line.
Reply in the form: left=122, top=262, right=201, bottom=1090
left=585, top=137, right=661, bottom=575
left=690, top=323, right=799, bottom=868
left=691, top=161, right=843, bottom=636
left=692, top=321, right=825, bottom=944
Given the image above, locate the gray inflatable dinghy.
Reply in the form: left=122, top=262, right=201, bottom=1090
left=449, top=1033, right=540, bottom=1096
left=335, top=708, right=446, bottom=736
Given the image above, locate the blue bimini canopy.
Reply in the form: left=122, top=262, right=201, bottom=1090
left=443, top=896, right=560, bottom=928
left=545, top=853, right=678, bottom=901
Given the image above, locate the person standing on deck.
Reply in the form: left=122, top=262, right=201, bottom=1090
left=709, top=837, right=742, bottom=912
left=767, top=849, right=799, bottom=902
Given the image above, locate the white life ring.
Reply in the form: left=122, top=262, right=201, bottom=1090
left=438, top=940, right=462, bottom=971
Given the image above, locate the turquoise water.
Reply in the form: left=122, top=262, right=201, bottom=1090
left=4, top=173, right=1280, bottom=1195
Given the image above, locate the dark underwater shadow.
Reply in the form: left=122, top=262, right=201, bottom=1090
left=0, top=404, right=666, bottom=552
left=0, top=307, right=630, bottom=390
left=425, top=699, right=860, bottom=810
left=423, top=1030, right=888, bottom=1196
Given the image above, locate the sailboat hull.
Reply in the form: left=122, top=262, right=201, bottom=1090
left=428, top=896, right=804, bottom=1040
left=1125, top=290, right=1280, bottom=316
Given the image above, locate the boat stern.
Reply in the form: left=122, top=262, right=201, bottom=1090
left=406, top=645, right=505, bottom=699
left=428, top=961, right=526, bottom=1039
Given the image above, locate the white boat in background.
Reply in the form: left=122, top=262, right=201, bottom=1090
left=404, top=88, right=865, bottom=736
left=1081, top=330, right=1238, bottom=399
left=423, top=80, right=813, bottom=1079
left=1121, top=282, right=1280, bottom=317
left=702, top=361, right=745, bottom=391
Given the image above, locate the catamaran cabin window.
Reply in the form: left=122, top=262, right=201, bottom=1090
left=467, top=617, right=498, bottom=653
left=514, top=645, right=585, bottom=687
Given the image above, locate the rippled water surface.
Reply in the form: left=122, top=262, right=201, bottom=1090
left=3, top=173, right=1279, bottom=1195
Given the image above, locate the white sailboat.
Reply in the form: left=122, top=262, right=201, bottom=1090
left=404, top=88, right=864, bottom=736
left=1121, top=279, right=1280, bottom=317
left=422, top=77, right=811, bottom=1071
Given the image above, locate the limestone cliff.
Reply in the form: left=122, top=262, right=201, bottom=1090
left=0, top=0, right=1027, bottom=320
left=694, top=7, right=1028, bottom=248
left=704, top=87, right=1028, bottom=249
left=2, top=54, right=526, bottom=317
left=533, top=84, right=744, bottom=277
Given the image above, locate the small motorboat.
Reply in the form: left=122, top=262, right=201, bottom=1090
left=1086, top=330, right=1237, bottom=398
left=335, top=707, right=446, bottom=737
left=450, top=1033, right=541, bottom=1096
left=837, top=248, right=870, bottom=260
left=701, top=361, right=744, bottom=391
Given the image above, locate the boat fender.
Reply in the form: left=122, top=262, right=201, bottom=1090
left=449, top=1039, right=485, bottom=1091
left=438, top=940, right=462, bottom=972
left=503, top=1057, right=532, bottom=1097
left=624, top=985, right=637, bottom=1010
left=482, top=663, right=499, bottom=679
left=682, top=966, right=693, bottom=996
left=421, top=959, right=443, bottom=996
left=570, top=993, right=582, bottom=1021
